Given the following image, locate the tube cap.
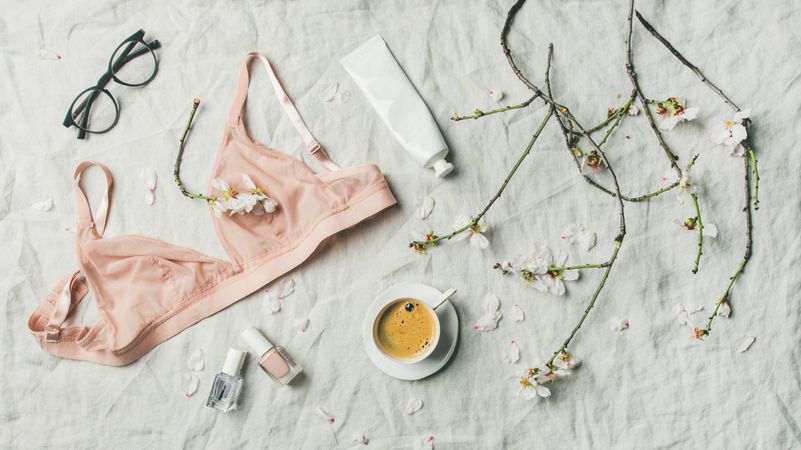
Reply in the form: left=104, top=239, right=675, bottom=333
left=221, top=348, right=247, bottom=376
left=432, top=159, right=454, bottom=178
left=241, top=325, right=274, bottom=356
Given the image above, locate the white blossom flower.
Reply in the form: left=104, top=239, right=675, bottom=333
left=452, top=214, right=489, bottom=250
left=553, top=351, right=581, bottom=370
left=712, top=109, right=750, bottom=156
left=520, top=246, right=578, bottom=296
left=580, top=150, right=607, bottom=175
left=626, top=103, right=640, bottom=116
left=241, top=174, right=278, bottom=215
left=520, top=377, right=551, bottom=400
left=658, top=106, right=699, bottom=130
left=535, top=364, right=570, bottom=382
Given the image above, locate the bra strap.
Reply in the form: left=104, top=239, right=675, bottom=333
left=73, top=161, right=113, bottom=236
left=228, top=52, right=340, bottom=172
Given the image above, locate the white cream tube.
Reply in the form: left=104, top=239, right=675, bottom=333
left=341, top=35, right=453, bottom=177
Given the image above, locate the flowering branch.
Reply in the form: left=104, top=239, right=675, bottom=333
left=633, top=9, right=756, bottom=338
left=450, top=94, right=539, bottom=121
left=635, top=10, right=760, bottom=211
left=409, top=108, right=553, bottom=252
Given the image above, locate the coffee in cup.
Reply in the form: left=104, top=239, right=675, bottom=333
left=373, top=298, right=439, bottom=362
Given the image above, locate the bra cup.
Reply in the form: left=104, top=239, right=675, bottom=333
left=210, top=139, right=342, bottom=264
left=81, top=236, right=232, bottom=352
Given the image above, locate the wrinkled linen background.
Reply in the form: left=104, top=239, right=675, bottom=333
left=2, top=0, right=800, bottom=448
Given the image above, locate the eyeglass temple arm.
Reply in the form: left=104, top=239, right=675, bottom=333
left=69, top=39, right=161, bottom=138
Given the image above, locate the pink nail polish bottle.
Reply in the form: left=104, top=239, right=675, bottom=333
left=241, top=326, right=302, bottom=385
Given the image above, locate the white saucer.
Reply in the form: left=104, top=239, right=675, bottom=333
left=362, top=282, right=459, bottom=381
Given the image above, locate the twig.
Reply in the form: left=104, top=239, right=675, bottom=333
left=502, top=1, right=627, bottom=366
left=546, top=242, right=621, bottom=367
left=636, top=9, right=761, bottom=211
left=451, top=95, right=539, bottom=121
left=634, top=10, right=740, bottom=110
left=625, top=0, right=681, bottom=176
left=633, top=9, right=756, bottom=337
left=174, top=99, right=217, bottom=202
left=550, top=262, right=611, bottom=271
left=690, top=193, right=703, bottom=274
left=704, top=154, right=753, bottom=334
left=409, top=108, right=553, bottom=249
left=746, top=143, right=760, bottom=210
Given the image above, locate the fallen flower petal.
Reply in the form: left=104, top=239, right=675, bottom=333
left=610, top=318, right=630, bottom=331
left=31, top=197, right=54, bottom=212
left=417, top=194, right=435, bottom=220
left=295, top=317, right=309, bottom=332
left=265, top=290, right=281, bottom=313
left=503, top=340, right=520, bottom=364
left=352, top=433, right=369, bottom=445
left=319, top=82, right=339, bottom=102
left=488, top=88, right=504, bottom=102
left=735, top=335, right=756, bottom=353
left=274, top=278, right=296, bottom=300
left=717, top=299, right=731, bottom=318
left=187, top=348, right=204, bottom=371
left=511, top=304, right=525, bottom=322
left=140, top=168, right=157, bottom=206
left=182, top=374, right=199, bottom=397
left=405, top=397, right=424, bottom=415
left=704, top=223, right=719, bottom=238
left=315, top=406, right=335, bottom=424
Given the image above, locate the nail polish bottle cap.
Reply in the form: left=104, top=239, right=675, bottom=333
left=241, top=325, right=274, bottom=356
left=222, top=348, right=247, bottom=376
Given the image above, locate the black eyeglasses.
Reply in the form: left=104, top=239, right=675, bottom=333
left=63, top=29, right=161, bottom=139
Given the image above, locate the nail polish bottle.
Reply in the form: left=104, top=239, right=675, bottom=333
left=206, top=348, right=247, bottom=412
left=241, top=326, right=302, bottom=385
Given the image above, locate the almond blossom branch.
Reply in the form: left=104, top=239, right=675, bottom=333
left=546, top=63, right=678, bottom=203
left=174, top=98, right=218, bottom=203
left=701, top=155, right=753, bottom=337
left=690, top=193, right=704, bottom=274
left=636, top=9, right=761, bottom=211
left=451, top=94, right=539, bottom=121
left=409, top=108, right=553, bottom=251
left=502, top=1, right=628, bottom=383
left=633, top=9, right=756, bottom=338
left=546, top=242, right=622, bottom=368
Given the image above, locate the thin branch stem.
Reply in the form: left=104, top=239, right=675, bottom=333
left=174, top=99, right=217, bottom=203
left=502, top=0, right=627, bottom=367
left=690, top=193, right=704, bottom=274
left=597, top=94, right=635, bottom=148
left=546, top=243, right=621, bottom=367
left=451, top=95, right=540, bottom=121
left=634, top=10, right=740, bottom=110
left=746, top=144, right=760, bottom=210
left=637, top=8, right=762, bottom=212
left=409, top=109, right=553, bottom=248
left=633, top=8, right=756, bottom=337
left=704, top=154, right=753, bottom=334
left=625, top=0, right=681, bottom=176
left=551, top=262, right=611, bottom=271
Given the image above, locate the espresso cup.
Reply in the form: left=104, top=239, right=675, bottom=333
left=371, top=297, right=441, bottom=365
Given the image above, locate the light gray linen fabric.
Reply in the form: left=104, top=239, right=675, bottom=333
left=1, top=0, right=799, bottom=448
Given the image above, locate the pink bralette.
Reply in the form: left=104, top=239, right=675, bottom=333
left=27, top=52, right=397, bottom=366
